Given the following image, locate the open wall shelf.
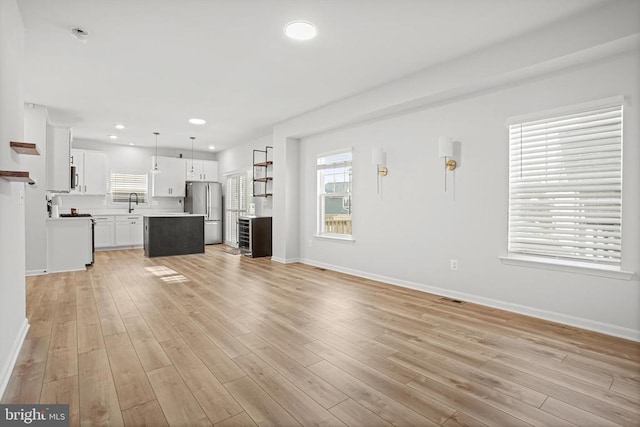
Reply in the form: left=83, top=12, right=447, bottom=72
left=253, top=146, right=273, bottom=197
left=0, top=170, right=35, bottom=184
left=10, top=141, right=40, bottom=155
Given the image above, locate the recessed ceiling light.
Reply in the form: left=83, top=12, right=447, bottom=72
left=208, top=145, right=215, bottom=150
left=115, top=124, right=125, bottom=130
left=189, top=118, right=206, bottom=125
left=128, top=142, right=135, bottom=146
left=109, top=135, right=118, bottom=140
left=284, top=21, right=317, bottom=41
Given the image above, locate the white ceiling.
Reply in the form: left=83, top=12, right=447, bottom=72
left=18, top=0, right=606, bottom=152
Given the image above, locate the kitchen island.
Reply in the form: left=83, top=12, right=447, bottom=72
left=143, top=214, right=205, bottom=257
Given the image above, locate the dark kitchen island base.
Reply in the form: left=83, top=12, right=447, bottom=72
left=144, top=215, right=205, bottom=257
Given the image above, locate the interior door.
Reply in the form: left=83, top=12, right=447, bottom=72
left=224, top=172, right=249, bottom=247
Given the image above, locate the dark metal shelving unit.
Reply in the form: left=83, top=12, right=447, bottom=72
left=252, top=146, right=273, bottom=197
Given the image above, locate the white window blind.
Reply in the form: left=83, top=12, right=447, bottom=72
left=317, top=150, right=352, bottom=237
left=225, top=172, right=248, bottom=246
left=110, top=172, right=148, bottom=203
left=508, top=104, right=623, bottom=266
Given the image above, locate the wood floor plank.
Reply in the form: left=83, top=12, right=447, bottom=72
left=78, top=349, right=124, bottom=426
left=40, top=375, right=80, bottom=427
left=160, top=337, right=243, bottom=423
left=234, top=352, right=345, bottom=426
left=76, top=321, right=104, bottom=354
left=43, top=320, right=77, bottom=383
left=5, top=246, right=639, bottom=427
left=121, top=400, right=169, bottom=427
left=237, top=333, right=348, bottom=409
left=214, top=412, right=257, bottom=427
left=483, top=360, right=639, bottom=427
left=407, top=375, right=531, bottom=427
left=308, top=360, right=439, bottom=426
left=1, top=336, right=49, bottom=404
left=186, top=311, right=250, bottom=358
left=104, top=333, right=156, bottom=410
left=441, top=411, right=489, bottom=427
left=174, top=320, right=246, bottom=384
left=541, top=397, right=621, bottom=427
left=147, top=365, right=211, bottom=427
left=223, top=376, right=301, bottom=427
left=306, top=340, right=455, bottom=424
left=329, top=398, right=393, bottom=427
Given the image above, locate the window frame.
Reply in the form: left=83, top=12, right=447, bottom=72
left=316, top=148, right=354, bottom=240
left=505, top=97, right=625, bottom=274
left=108, top=170, right=150, bottom=206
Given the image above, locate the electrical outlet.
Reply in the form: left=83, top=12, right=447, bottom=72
left=450, top=259, right=458, bottom=270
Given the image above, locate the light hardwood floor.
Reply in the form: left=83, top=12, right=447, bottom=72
left=2, top=246, right=639, bottom=426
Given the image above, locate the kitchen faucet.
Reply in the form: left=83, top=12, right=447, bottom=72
left=128, top=193, right=139, bottom=213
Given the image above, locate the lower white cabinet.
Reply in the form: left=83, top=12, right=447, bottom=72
left=93, top=215, right=115, bottom=248
left=115, top=215, right=143, bottom=247
left=47, top=218, right=92, bottom=273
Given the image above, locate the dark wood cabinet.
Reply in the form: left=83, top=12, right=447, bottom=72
left=238, top=216, right=272, bottom=258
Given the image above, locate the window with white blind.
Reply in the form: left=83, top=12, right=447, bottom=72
left=110, top=172, right=149, bottom=203
left=508, top=103, right=623, bottom=267
left=225, top=172, right=249, bottom=246
left=317, top=150, right=352, bottom=238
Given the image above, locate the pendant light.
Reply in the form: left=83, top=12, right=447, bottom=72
left=150, top=132, right=161, bottom=174
left=188, top=136, right=196, bottom=178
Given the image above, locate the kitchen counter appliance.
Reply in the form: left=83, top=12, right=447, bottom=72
left=184, top=181, right=222, bottom=244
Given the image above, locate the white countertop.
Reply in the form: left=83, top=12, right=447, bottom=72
left=143, top=213, right=206, bottom=217
left=47, top=217, right=93, bottom=221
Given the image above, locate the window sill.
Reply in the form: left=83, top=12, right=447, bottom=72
left=499, top=255, right=635, bottom=280
left=313, top=234, right=356, bottom=244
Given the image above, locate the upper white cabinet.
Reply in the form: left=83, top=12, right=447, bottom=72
left=70, top=149, right=107, bottom=195
left=186, top=159, right=219, bottom=182
left=46, top=125, right=72, bottom=192
left=151, top=156, right=186, bottom=197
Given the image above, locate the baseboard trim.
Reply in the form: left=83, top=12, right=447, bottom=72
left=300, top=258, right=640, bottom=342
left=25, top=269, right=47, bottom=276
left=271, top=257, right=301, bottom=264
left=0, top=318, right=29, bottom=400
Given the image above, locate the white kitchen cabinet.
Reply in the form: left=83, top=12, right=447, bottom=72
left=115, top=215, right=143, bottom=247
left=186, top=159, right=219, bottom=182
left=93, top=215, right=115, bottom=248
left=152, top=156, right=186, bottom=196
left=70, top=149, right=107, bottom=195
left=46, top=125, right=72, bottom=192
left=47, top=218, right=92, bottom=272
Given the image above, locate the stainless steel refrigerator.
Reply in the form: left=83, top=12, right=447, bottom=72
left=184, top=181, right=222, bottom=244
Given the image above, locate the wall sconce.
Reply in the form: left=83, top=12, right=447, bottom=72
left=372, top=147, right=388, bottom=195
left=438, top=136, right=461, bottom=191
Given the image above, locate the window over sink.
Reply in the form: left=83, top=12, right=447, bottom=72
left=109, top=171, right=149, bottom=204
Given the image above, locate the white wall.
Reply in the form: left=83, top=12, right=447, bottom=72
left=271, top=1, right=640, bottom=340
left=23, top=104, right=48, bottom=274
left=0, top=0, right=29, bottom=399
left=298, top=52, right=640, bottom=339
left=217, top=134, right=274, bottom=228
left=56, top=139, right=217, bottom=213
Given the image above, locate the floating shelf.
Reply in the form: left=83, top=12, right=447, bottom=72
left=254, top=177, right=273, bottom=182
left=254, top=161, right=273, bottom=167
left=10, top=141, right=40, bottom=155
left=0, top=170, right=35, bottom=184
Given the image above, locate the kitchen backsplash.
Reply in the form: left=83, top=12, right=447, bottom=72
left=53, top=194, right=184, bottom=215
